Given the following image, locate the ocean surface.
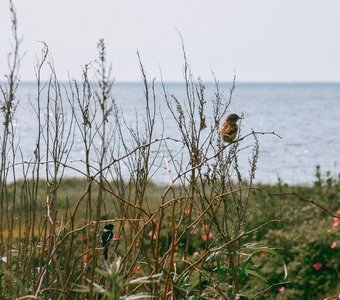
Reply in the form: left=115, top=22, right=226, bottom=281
left=3, top=81, right=340, bottom=185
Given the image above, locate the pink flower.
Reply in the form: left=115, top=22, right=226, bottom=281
left=201, top=224, right=210, bottom=231
left=201, top=232, right=214, bottom=241
left=313, top=262, right=322, bottom=270
left=278, top=286, right=285, bottom=293
left=190, top=224, right=197, bottom=234
left=333, top=209, right=340, bottom=228
left=193, top=251, right=200, bottom=257
left=184, top=208, right=191, bottom=216
left=113, top=233, right=119, bottom=240
left=152, top=221, right=159, bottom=228
left=261, top=251, right=267, bottom=257
left=148, top=230, right=158, bottom=240
left=330, top=241, right=337, bottom=249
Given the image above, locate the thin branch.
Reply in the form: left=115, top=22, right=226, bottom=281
left=250, top=281, right=290, bottom=299
left=269, top=192, right=340, bottom=218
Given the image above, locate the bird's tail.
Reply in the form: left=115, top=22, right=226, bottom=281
left=103, top=246, right=108, bottom=260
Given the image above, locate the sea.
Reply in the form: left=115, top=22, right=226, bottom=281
left=2, top=81, right=340, bottom=186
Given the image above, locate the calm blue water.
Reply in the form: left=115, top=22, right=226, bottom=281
left=4, top=81, right=340, bottom=185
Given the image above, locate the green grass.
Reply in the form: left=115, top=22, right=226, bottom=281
left=1, top=170, right=339, bottom=299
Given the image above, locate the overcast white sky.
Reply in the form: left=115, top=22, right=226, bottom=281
left=1, top=0, right=340, bottom=82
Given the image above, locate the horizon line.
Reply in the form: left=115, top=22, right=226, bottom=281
left=3, top=79, right=340, bottom=85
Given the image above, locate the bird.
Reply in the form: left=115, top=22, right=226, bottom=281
left=101, top=224, right=114, bottom=260
left=220, top=113, right=242, bottom=143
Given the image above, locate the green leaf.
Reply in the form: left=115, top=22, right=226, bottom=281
left=95, top=267, right=111, bottom=278
left=246, top=270, right=268, bottom=283
left=238, top=261, right=251, bottom=280
left=243, top=246, right=288, bottom=279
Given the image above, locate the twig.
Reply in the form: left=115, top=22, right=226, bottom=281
left=250, top=281, right=290, bottom=299
left=176, top=216, right=281, bottom=281
left=162, top=130, right=280, bottom=198
left=269, top=192, right=340, bottom=218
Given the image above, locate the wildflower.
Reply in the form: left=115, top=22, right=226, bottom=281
left=148, top=230, right=158, bottom=240
left=151, top=217, right=159, bottom=228
left=193, top=251, right=200, bottom=257
left=202, top=232, right=214, bottom=241
left=330, top=241, right=337, bottom=249
left=184, top=208, right=191, bottom=216
left=77, top=235, right=86, bottom=242
left=261, top=251, right=267, bottom=257
left=190, top=224, right=197, bottom=234
left=113, top=233, right=119, bottom=241
left=313, top=262, right=322, bottom=270
left=201, top=224, right=210, bottom=231
left=82, top=252, right=90, bottom=264
left=152, top=222, right=159, bottom=228
left=278, top=286, right=285, bottom=293
left=134, top=264, right=142, bottom=273
left=333, top=209, right=340, bottom=228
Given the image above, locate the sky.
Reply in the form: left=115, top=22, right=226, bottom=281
left=1, top=0, right=340, bottom=82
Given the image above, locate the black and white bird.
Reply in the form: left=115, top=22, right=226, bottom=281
left=101, top=224, right=114, bottom=260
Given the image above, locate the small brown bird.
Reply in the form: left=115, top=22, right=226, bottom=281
left=220, top=113, right=241, bottom=143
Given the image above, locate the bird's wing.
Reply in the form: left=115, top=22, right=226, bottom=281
left=221, top=124, right=238, bottom=136
left=226, top=125, right=238, bottom=136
